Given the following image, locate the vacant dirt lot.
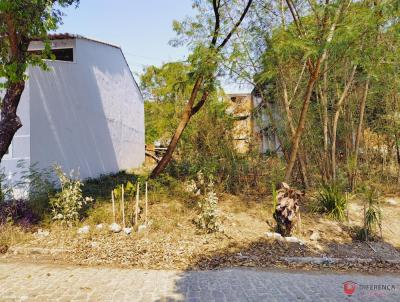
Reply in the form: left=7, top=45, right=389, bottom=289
left=2, top=193, right=400, bottom=272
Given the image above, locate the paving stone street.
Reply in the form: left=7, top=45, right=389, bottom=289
left=0, top=261, right=400, bottom=302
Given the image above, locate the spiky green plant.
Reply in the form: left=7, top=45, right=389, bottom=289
left=313, top=184, right=347, bottom=221
left=357, top=187, right=382, bottom=241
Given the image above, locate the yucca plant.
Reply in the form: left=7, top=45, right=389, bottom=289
left=273, top=182, right=302, bottom=236
left=313, top=184, right=347, bottom=221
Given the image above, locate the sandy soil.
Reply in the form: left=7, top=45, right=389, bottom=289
left=2, top=193, right=400, bottom=272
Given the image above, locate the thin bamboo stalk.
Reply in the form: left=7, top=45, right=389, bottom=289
left=111, top=190, right=116, bottom=223
left=121, top=184, right=125, bottom=228
left=135, top=182, right=140, bottom=226
left=145, top=181, right=148, bottom=225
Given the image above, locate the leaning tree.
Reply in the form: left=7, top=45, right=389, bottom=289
left=150, top=0, right=254, bottom=178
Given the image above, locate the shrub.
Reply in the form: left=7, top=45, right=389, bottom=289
left=16, top=161, right=55, bottom=219
left=189, top=172, right=220, bottom=233
left=0, top=199, right=39, bottom=228
left=0, top=168, right=13, bottom=202
left=312, top=184, right=347, bottom=221
left=83, top=171, right=138, bottom=199
left=50, top=165, right=93, bottom=225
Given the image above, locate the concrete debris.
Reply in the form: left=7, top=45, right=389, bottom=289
left=123, top=227, right=133, bottom=235
left=77, top=226, right=90, bottom=234
left=109, top=223, right=122, bottom=233
left=310, top=231, right=320, bottom=241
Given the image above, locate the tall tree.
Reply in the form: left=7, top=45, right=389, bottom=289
left=0, top=0, right=79, bottom=162
left=150, top=0, right=254, bottom=178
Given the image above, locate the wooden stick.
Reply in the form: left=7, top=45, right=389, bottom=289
left=145, top=181, right=148, bottom=225
left=111, top=190, right=116, bottom=223
left=135, top=182, right=140, bottom=226
left=363, top=203, right=367, bottom=241
left=121, top=184, right=125, bottom=228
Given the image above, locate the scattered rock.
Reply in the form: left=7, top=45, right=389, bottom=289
left=35, top=229, right=50, bottom=238
left=138, top=225, right=147, bottom=233
left=236, top=252, right=250, bottom=260
left=77, top=225, right=90, bottom=234
left=386, top=198, right=398, bottom=206
left=90, top=242, right=98, bottom=248
left=123, top=227, right=133, bottom=235
left=96, top=224, right=104, bottom=230
left=109, top=223, right=122, bottom=233
left=265, top=232, right=283, bottom=240
left=310, top=231, right=320, bottom=241
left=284, top=236, right=304, bottom=245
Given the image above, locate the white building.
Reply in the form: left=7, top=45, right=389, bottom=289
left=1, top=34, right=145, bottom=182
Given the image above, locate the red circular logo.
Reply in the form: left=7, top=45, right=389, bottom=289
left=343, top=281, right=357, bottom=296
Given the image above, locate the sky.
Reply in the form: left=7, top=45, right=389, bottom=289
left=57, top=0, right=252, bottom=93
left=58, top=0, right=194, bottom=76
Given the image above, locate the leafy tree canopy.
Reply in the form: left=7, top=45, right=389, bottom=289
left=0, top=0, right=80, bottom=88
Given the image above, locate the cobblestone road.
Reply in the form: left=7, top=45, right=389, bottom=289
left=0, top=261, right=399, bottom=301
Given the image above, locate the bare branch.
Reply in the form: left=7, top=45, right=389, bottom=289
left=217, top=0, right=254, bottom=50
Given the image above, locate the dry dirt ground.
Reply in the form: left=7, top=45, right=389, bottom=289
left=2, top=193, right=400, bottom=273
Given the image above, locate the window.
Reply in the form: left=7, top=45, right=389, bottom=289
left=29, top=48, right=74, bottom=62
left=52, top=48, right=74, bottom=61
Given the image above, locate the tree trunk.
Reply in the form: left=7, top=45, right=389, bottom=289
left=321, top=61, right=330, bottom=182
left=331, top=65, right=357, bottom=181
left=350, top=77, right=370, bottom=190
left=283, top=0, right=345, bottom=182
left=149, top=0, right=253, bottom=178
left=0, top=82, right=25, bottom=162
left=281, top=76, right=309, bottom=188
left=150, top=77, right=204, bottom=178
left=284, top=65, right=320, bottom=183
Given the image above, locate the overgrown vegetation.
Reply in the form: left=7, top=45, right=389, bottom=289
left=1, top=0, right=400, bottom=267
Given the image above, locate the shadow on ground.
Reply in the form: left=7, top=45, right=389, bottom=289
left=154, top=236, right=400, bottom=301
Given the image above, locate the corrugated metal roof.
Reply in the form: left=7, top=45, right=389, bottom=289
left=31, top=33, right=142, bottom=98
left=33, top=33, right=121, bottom=49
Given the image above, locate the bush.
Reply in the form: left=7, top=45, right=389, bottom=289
left=50, top=165, right=93, bottom=225
left=312, top=184, right=347, bottom=221
left=0, top=168, right=13, bottom=202
left=0, top=199, right=39, bottom=228
left=189, top=172, right=220, bottom=233
left=83, top=171, right=138, bottom=199
left=164, top=97, right=284, bottom=195
left=16, top=161, right=55, bottom=219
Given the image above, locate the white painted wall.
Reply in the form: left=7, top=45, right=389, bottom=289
left=0, top=38, right=144, bottom=184
left=0, top=78, right=31, bottom=185
left=29, top=38, right=144, bottom=179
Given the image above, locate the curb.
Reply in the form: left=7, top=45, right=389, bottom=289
left=7, top=246, right=70, bottom=256
left=281, top=256, right=400, bottom=265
